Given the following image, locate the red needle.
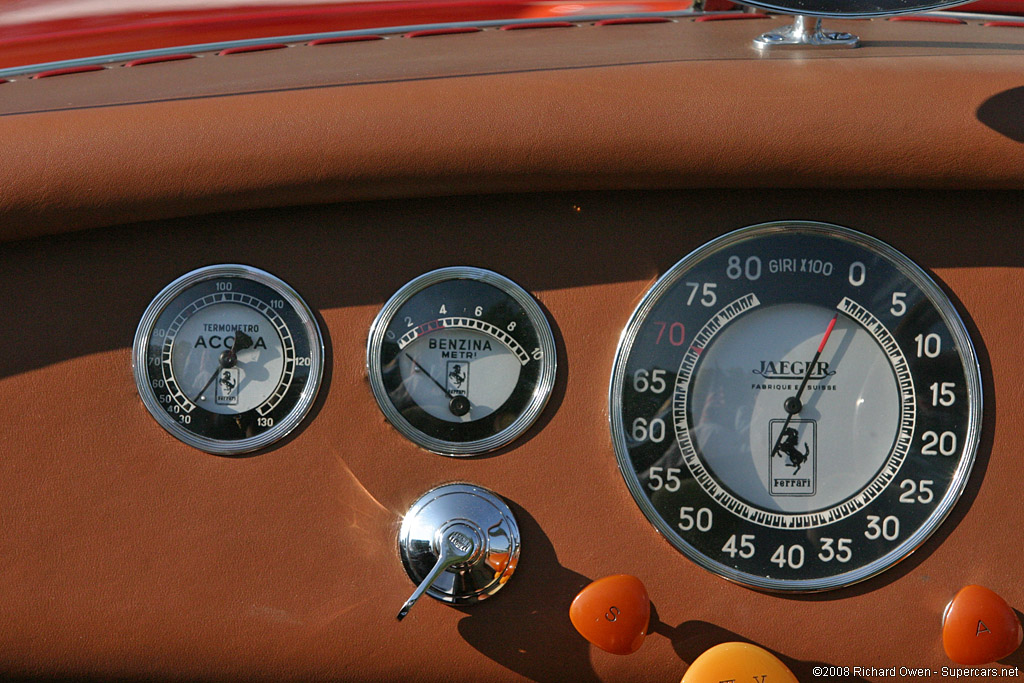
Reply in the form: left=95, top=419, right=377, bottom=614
left=788, top=311, right=839, bottom=414
left=817, top=313, right=838, bottom=354
left=771, top=312, right=840, bottom=456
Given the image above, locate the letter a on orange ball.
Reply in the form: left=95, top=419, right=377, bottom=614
left=943, top=585, right=1023, bottom=665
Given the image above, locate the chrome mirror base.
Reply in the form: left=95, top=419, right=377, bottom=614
left=753, top=15, right=860, bottom=50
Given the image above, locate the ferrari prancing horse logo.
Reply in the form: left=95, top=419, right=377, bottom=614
left=216, top=367, right=239, bottom=405
left=446, top=361, right=469, bottom=396
left=769, top=419, right=816, bottom=496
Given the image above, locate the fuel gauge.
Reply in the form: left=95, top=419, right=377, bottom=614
left=367, top=267, right=556, bottom=455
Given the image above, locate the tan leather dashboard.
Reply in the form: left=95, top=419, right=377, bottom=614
left=3, top=190, right=1024, bottom=681
left=1, top=17, right=1024, bottom=242
left=1, top=14, right=1023, bottom=683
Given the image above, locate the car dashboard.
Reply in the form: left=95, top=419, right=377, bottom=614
left=1, top=11, right=1023, bottom=682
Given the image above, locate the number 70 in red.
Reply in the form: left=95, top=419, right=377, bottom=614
left=653, top=321, right=686, bottom=346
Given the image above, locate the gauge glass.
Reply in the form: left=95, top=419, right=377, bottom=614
left=367, top=267, right=556, bottom=455
left=610, top=222, right=981, bottom=591
left=133, top=264, right=323, bottom=455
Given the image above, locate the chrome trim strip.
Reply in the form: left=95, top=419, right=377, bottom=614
left=3, top=7, right=1009, bottom=80
left=925, top=9, right=1024, bottom=20
left=0, top=11, right=700, bottom=79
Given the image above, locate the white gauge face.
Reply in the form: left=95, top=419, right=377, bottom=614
left=169, top=302, right=286, bottom=415
left=690, top=303, right=901, bottom=513
left=133, top=265, right=324, bottom=455
left=367, top=267, right=557, bottom=456
left=399, top=328, right=522, bottom=423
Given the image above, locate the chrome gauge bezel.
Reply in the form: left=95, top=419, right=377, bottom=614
left=609, top=222, right=982, bottom=592
left=367, top=267, right=557, bottom=456
left=132, top=264, right=324, bottom=455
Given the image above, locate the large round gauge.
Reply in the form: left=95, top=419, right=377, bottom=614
left=133, top=265, right=324, bottom=455
left=610, top=222, right=981, bottom=591
left=367, top=267, right=556, bottom=456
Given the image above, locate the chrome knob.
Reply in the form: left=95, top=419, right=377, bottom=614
left=397, top=483, right=520, bottom=620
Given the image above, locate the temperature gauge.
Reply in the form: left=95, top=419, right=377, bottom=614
left=367, top=267, right=556, bottom=455
left=133, top=265, right=323, bottom=455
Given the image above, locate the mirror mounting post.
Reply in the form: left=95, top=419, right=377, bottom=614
left=753, top=14, right=860, bottom=50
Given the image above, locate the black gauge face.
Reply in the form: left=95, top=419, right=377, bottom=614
left=133, top=265, right=324, bottom=455
left=367, top=267, right=557, bottom=456
left=610, top=223, right=981, bottom=591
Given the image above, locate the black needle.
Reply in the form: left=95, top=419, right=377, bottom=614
left=770, top=313, right=838, bottom=457
left=406, top=353, right=471, bottom=417
left=193, top=331, right=254, bottom=403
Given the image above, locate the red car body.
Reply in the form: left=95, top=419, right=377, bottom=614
left=0, top=1, right=705, bottom=69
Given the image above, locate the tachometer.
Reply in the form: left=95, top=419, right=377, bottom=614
left=133, top=264, right=324, bottom=455
left=610, top=222, right=981, bottom=591
left=367, top=267, right=556, bottom=455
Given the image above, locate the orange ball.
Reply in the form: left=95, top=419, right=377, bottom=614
left=943, top=585, right=1023, bottom=665
left=569, top=574, right=650, bottom=655
left=681, top=642, right=797, bottom=683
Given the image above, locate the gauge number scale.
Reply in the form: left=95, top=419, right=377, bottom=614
left=133, top=265, right=323, bottom=454
left=610, top=222, right=981, bottom=591
left=368, top=267, right=556, bottom=455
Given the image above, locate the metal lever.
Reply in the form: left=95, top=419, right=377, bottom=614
left=397, top=527, right=476, bottom=621
left=396, top=483, right=520, bottom=620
